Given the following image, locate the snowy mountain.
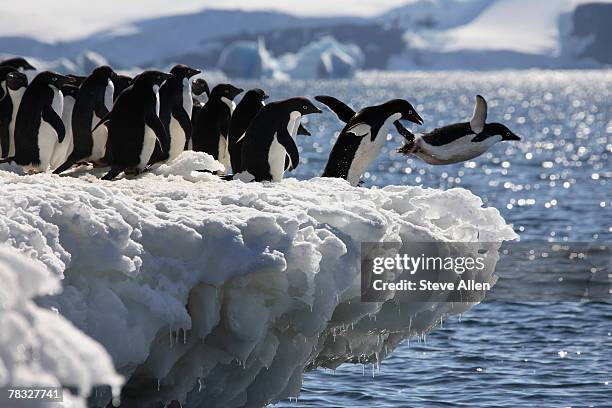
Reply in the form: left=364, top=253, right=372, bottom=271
left=0, top=1, right=610, bottom=74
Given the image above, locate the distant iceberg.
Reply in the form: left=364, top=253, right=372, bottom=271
left=279, top=36, right=365, bottom=79
left=218, top=39, right=285, bottom=79
left=0, top=151, right=517, bottom=407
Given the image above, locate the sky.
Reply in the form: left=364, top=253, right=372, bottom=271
left=0, top=0, right=410, bottom=41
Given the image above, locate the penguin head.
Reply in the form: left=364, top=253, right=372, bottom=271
left=245, top=88, right=269, bottom=102
left=66, top=74, right=87, bottom=87
left=485, top=123, right=521, bottom=141
left=284, top=97, right=322, bottom=115
left=192, top=78, right=210, bottom=97
left=0, top=66, right=17, bottom=82
left=90, top=65, right=116, bottom=82
left=0, top=57, right=36, bottom=71
left=61, top=84, right=80, bottom=98
left=134, top=70, right=173, bottom=88
left=385, top=99, right=424, bottom=125
left=34, top=71, right=74, bottom=89
left=170, top=64, right=201, bottom=80
left=6, top=71, right=27, bottom=90
left=211, top=83, right=243, bottom=100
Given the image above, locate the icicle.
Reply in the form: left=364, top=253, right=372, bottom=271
left=198, top=378, right=202, bottom=392
left=111, top=384, right=121, bottom=407
left=183, top=329, right=187, bottom=344
left=157, top=379, right=161, bottom=392
left=169, top=328, right=173, bottom=348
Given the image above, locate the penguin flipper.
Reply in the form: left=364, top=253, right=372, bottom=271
left=94, top=101, right=110, bottom=121
left=102, top=167, right=126, bottom=181
left=278, top=128, right=299, bottom=171
left=174, top=105, right=192, bottom=140
left=314, top=96, right=356, bottom=123
left=393, top=120, right=415, bottom=142
left=146, top=112, right=168, bottom=152
left=42, top=105, right=65, bottom=142
left=470, top=95, right=487, bottom=133
left=297, top=123, right=311, bottom=136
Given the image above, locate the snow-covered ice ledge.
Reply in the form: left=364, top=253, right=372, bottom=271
left=0, top=152, right=517, bottom=407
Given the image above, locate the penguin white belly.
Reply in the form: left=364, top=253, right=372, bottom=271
left=32, top=121, right=58, bottom=172
left=347, top=130, right=385, bottom=186
left=139, top=126, right=157, bottom=171
left=168, top=116, right=186, bottom=162
left=182, top=79, right=193, bottom=119
left=415, top=135, right=501, bottom=165
left=268, top=133, right=286, bottom=182
left=89, top=116, right=108, bottom=161
left=50, top=98, right=75, bottom=170
left=217, top=135, right=229, bottom=173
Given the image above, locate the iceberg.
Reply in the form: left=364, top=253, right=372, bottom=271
left=0, top=151, right=517, bottom=407
left=218, top=39, right=285, bottom=80
left=280, top=36, right=365, bottom=79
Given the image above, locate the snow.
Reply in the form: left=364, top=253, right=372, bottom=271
left=0, top=245, right=122, bottom=408
left=0, top=151, right=517, bottom=407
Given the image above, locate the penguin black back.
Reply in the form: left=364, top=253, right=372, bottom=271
left=192, top=83, right=242, bottom=161
left=0, top=67, right=18, bottom=155
left=149, top=64, right=200, bottom=165
left=54, top=65, right=116, bottom=173
left=228, top=88, right=268, bottom=173
left=13, top=71, right=70, bottom=166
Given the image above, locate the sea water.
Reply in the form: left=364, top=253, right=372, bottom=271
left=230, top=70, right=611, bottom=407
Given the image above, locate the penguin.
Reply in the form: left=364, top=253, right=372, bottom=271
left=240, top=97, right=321, bottom=182
left=0, top=71, right=28, bottom=159
left=0, top=66, right=19, bottom=156
left=192, top=83, right=243, bottom=172
left=98, top=70, right=172, bottom=180
left=228, top=88, right=268, bottom=173
left=10, top=71, right=72, bottom=172
left=0, top=57, right=36, bottom=71
left=53, top=65, right=116, bottom=174
left=149, top=64, right=201, bottom=166
left=112, top=74, right=132, bottom=101
left=66, top=74, right=87, bottom=87
left=188, top=78, right=210, bottom=150
left=399, top=95, right=521, bottom=164
left=49, top=83, right=79, bottom=170
left=317, top=96, right=423, bottom=186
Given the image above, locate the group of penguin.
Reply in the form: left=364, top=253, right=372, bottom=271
left=0, top=57, right=521, bottom=186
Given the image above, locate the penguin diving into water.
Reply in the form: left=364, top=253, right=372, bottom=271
left=317, top=95, right=423, bottom=186
left=399, top=95, right=520, bottom=164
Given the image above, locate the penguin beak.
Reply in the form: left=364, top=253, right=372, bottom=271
left=24, top=61, right=36, bottom=70
left=263, top=93, right=269, bottom=100
left=408, top=112, right=424, bottom=126
left=189, top=68, right=201, bottom=78
left=504, top=132, right=521, bottom=141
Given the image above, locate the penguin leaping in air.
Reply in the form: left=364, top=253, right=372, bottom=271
left=317, top=95, right=423, bottom=186
left=399, top=95, right=520, bottom=165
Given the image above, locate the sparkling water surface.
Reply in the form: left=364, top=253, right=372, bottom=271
left=230, top=70, right=611, bottom=407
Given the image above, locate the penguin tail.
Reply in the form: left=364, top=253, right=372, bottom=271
left=101, top=167, right=125, bottom=181
left=194, top=169, right=234, bottom=181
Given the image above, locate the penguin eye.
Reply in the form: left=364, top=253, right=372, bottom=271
left=409, top=110, right=413, bottom=114
left=302, top=105, right=308, bottom=110
left=52, top=78, right=57, bottom=81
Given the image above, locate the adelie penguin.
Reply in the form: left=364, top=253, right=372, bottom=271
left=0, top=66, right=19, bottom=156
left=49, top=83, right=79, bottom=170
left=317, top=95, right=423, bottom=186
left=188, top=78, right=210, bottom=150
left=6, top=71, right=73, bottom=172
left=239, top=97, right=321, bottom=182
left=228, top=88, right=269, bottom=173
left=97, top=70, right=172, bottom=180
left=399, top=95, right=520, bottom=164
left=148, top=64, right=201, bottom=166
left=53, top=65, right=116, bottom=174
left=0, top=71, right=28, bottom=159
left=192, top=83, right=243, bottom=173
left=0, top=57, right=36, bottom=71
